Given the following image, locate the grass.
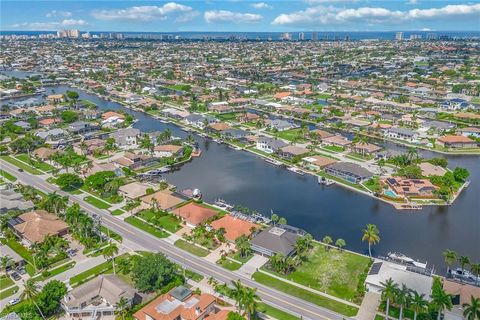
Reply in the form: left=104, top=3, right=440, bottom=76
left=0, top=276, right=14, bottom=288
left=137, top=209, right=182, bottom=233
left=184, top=269, right=204, bottom=282
left=322, top=145, right=345, bottom=153
left=252, top=272, right=358, bottom=317
left=0, top=156, right=42, bottom=174
left=84, top=195, right=111, bottom=209
left=174, top=239, right=209, bottom=257
left=3, top=239, right=33, bottom=263
left=0, top=286, right=19, bottom=300
left=0, top=169, right=17, bottom=182
left=265, top=243, right=371, bottom=301
left=124, top=216, right=168, bottom=238
left=111, top=209, right=125, bottom=216
left=258, top=302, right=300, bottom=320
left=31, top=261, right=76, bottom=282
left=70, top=254, right=129, bottom=286
left=275, top=128, right=306, bottom=142
left=100, top=226, right=123, bottom=242
left=15, top=154, right=55, bottom=172
left=214, top=112, right=240, bottom=121
left=217, top=258, right=242, bottom=271
left=231, top=252, right=253, bottom=264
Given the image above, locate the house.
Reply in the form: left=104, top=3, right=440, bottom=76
left=133, top=286, right=224, bottom=320
left=102, top=111, right=125, bottom=121
left=73, top=139, right=105, bottom=155
left=114, top=152, right=157, bottom=170
left=62, top=275, right=137, bottom=319
left=383, top=177, right=438, bottom=197
left=437, top=135, right=477, bottom=149
left=13, top=121, right=31, bottom=130
left=384, top=127, right=419, bottom=142
left=325, top=162, right=373, bottom=183
left=140, top=190, right=185, bottom=211
left=67, top=121, right=98, bottom=134
left=220, top=128, right=248, bottom=140
left=0, top=244, right=25, bottom=268
left=302, top=155, right=337, bottom=170
left=153, top=145, right=184, bottom=158
left=0, top=189, right=34, bottom=214
left=209, top=122, right=231, bottom=133
left=268, top=119, right=296, bottom=131
left=8, top=210, right=69, bottom=244
left=210, top=215, right=259, bottom=242
left=312, top=129, right=334, bottom=140
left=458, top=127, right=480, bottom=138
left=322, top=134, right=352, bottom=148
left=440, top=98, right=470, bottom=110
left=350, top=142, right=382, bottom=155
left=185, top=114, right=216, bottom=129
left=251, top=226, right=300, bottom=257
left=256, top=136, right=287, bottom=154
left=171, top=202, right=218, bottom=227
left=46, top=94, right=64, bottom=103
left=38, top=118, right=62, bottom=128
left=119, top=182, right=152, bottom=200
left=32, top=147, right=56, bottom=161
left=36, top=128, right=67, bottom=141
left=109, top=128, right=141, bottom=149
left=277, top=145, right=308, bottom=160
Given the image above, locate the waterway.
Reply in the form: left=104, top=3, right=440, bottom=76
left=4, top=85, right=479, bottom=270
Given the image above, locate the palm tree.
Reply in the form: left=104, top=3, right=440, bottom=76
left=231, top=280, right=246, bottom=313
left=243, top=287, right=260, bottom=320
left=115, top=297, right=130, bottom=320
left=430, top=285, right=453, bottom=320
left=235, top=235, right=251, bottom=259
left=459, top=256, right=471, bottom=282
left=410, top=291, right=428, bottom=320
left=41, top=192, right=68, bottom=216
left=380, top=278, right=398, bottom=320
left=395, top=284, right=411, bottom=320
left=463, top=296, right=480, bottom=320
left=442, top=249, right=457, bottom=273
left=21, top=279, right=45, bottom=320
left=0, top=255, right=14, bottom=276
left=322, top=235, right=333, bottom=249
left=102, top=243, right=119, bottom=274
left=362, top=224, right=380, bottom=257
left=471, top=263, right=480, bottom=285
left=335, top=238, right=346, bottom=251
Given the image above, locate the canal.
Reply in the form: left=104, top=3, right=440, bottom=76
left=5, top=84, right=480, bottom=270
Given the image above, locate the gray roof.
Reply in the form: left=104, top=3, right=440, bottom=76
left=0, top=313, right=21, bottom=320
left=258, top=136, right=287, bottom=150
left=251, top=226, right=300, bottom=256
left=326, top=162, right=373, bottom=179
left=388, top=127, right=417, bottom=137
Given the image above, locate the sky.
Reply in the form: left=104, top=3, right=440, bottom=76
left=1, top=0, right=480, bottom=32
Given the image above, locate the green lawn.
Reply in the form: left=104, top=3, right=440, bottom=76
left=258, top=303, right=300, bottom=320
left=0, top=169, right=17, bottom=182
left=252, top=272, right=358, bottom=317
left=214, top=112, right=240, bottom=121
left=15, top=154, right=55, bottom=172
left=70, top=254, right=129, bottom=286
left=111, top=209, right=125, bottom=216
left=0, top=286, right=19, bottom=300
left=0, top=276, right=14, bottom=288
left=31, top=261, right=76, bottom=282
left=174, top=239, right=209, bottom=257
left=124, top=216, right=168, bottom=238
left=322, top=145, right=345, bottom=153
left=276, top=128, right=306, bottom=142
left=0, top=156, right=42, bottom=174
left=137, top=209, right=182, bottom=233
left=84, top=196, right=111, bottom=209
left=266, top=244, right=371, bottom=301
left=100, top=226, right=123, bottom=242
left=231, top=252, right=253, bottom=264
left=184, top=269, right=204, bottom=282
left=3, top=239, right=34, bottom=263
left=217, top=258, right=242, bottom=271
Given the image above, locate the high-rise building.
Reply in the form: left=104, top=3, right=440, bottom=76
left=280, top=32, right=291, bottom=41
left=395, top=32, right=404, bottom=41
left=410, top=34, right=422, bottom=40
left=298, top=32, right=305, bottom=41
left=81, top=32, right=90, bottom=39
left=427, top=33, right=438, bottom=40
left=312, top=32, right=318, bottom=41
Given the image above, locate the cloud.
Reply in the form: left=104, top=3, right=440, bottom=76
left=46, top=10, right=72, bottom=18
left=10, top=19, right=89, bottom=30
left=421, top=27, right=431, bottom=31
left=272, top=3, right=480, bottom=26
left=407, top=0, right=418, bottom=4
left=304, top=0, right=358, bottom=3
left=251, top=2, right=272, bottom=9
left=91, top=2, right=193, bottom=22
left=204, top=10, right=263, bottom=23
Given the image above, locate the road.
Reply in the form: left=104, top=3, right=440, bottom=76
left=0, top=159, right=350, bottom=320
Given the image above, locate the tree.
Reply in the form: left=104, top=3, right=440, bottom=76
left=335, top=238, right=346, bottom=251
left=60, top=110, right=78, bottom=123
left=395, top=284, right=411, bottom=320
left=453, top=167, right=470, bottom=183
left=410, top=291, right=428, bottom=320
left=102, top=243, right=119, bottom=274
left=322, top=235, right=333, bottom=249
left=278, top=217, right=287, bottom=225
left=36, top=280, right=67, bottom=317
left=459, top=256, right=471, bottom=282
left=235, top=235, right=252, bottom=259
left=21, top=279, right=45, bottom=320
left=362, top=224, right=380, bottom=257
left=380, top=278, right=398, bottom=320
left=40, top=192, right=68, bottom=216
left=430, top=280, right=453, bottom=320
left=84, top=170, right=116, bottom=192
left=131, top=253, right=178, bottom=292
left=0, top=255, right=14, bottom=275
left=443, top=249, right=457, bottom=272
left=271, top=213, right=279, bottom=225
left=56, top=173, right=83, bottom=190
left=471, top=263, right=480, bottom=286
left=463, top=296, right=480, bottom=320
left=230, top=280, right=260, bottom=319
left=115, top=297, right=130, bottom=320
left=227, top=312, right=244, bottom=320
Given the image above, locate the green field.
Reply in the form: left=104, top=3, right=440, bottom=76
left=214, top=112, right=240, bottom=121
left=258, top=303, right=300, bottom=320
left=265, top=243, right=371, bottom=301
left=70, top=254, right=129, bottom=286
left=276, top=128, right=306, bottom=142
left=124, top=216, right=168, bottom=238
left=0, top=276, right=14, bottom=288
left=252, top=272, right=358, bottom=317
left=0, top=156, right=42, bottom=174
left=137, top=209, right=182, bottom=233
left=31, top=261, right=76, bottom=282
left=84, top=196, right=111, bottom=209
left=174, top=239, right=209, bottom=257
left=15, top=154, right=55, bottom=172
left=0, top=169, right=17, bottom=182
left=0, top=286, right=19, bottom=300
left=111, top=209, right=125, bottom=216
left=322, top=145, right=345, bottom=153
left=216, top=258, right=242, bottom=271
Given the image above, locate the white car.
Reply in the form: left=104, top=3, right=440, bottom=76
left=8, top=298, right=20, bottom=306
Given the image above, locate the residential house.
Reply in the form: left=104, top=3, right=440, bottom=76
left=458, top=127, right=480, bottom=139
left=8, top=210, right=69, bottom=244
left=251, top=226, right=300, bottom=257
left=140, top=190, right=185, bottom=211
left=322, top=134, right=352, bottom=148
left=0, top=189, right=34, bottom=214
left=114, top=152, right=157, bottom=170
left=185, top=114, right=217, bottom=129
left=302, top=155, right=337, bottom=170
left=67, top=121, right=99, bottom=134
left=325, top=162, right=373, bottom=184
left=437, top=135, right=477, bottom=149
left=210, top=215, right=259, bottom=242
left=256, top=136, right=287, bottom=154
left=277, top=145, right=309, bottom=160
left=109, top=128, right=141, bottom=149
left=384, top=127, right=419, bottom=142
left=350, top=142, right=382, bottom=155
left=268, top=119, right=296, bottom=132
left=153, top=145, right=184, bottom=158
left=171, top=202, right=218, bottom=227
left=119, top=182, right=152, bottom=200
left=383, top=177, right=438, bottom=198
left=73, top=139, right=105, bottom=155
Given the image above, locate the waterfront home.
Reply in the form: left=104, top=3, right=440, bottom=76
left=239, top=112, right=260, bottom=123
left=171, top=202, right=218, bottom=228
left=302, top=155, right=337, bottom=170
left=458, top=127, right=480, bottom=138
left=312, top=129, right=335, bottom=141
left=63, top=275, right=137, bottom=319
left=133, top=286, right=225, bottom=320
left=383, top=177, right=438, bottom=197
left=250, top=226, right=300, bottom=257
left=153, top=144, right=184, bottom=158
left=46, top=94, right=64, bottom=103
left=113, top=152, right=157, bottom=170
left=220, top=128, right=248, bottom=140
left=325, top=162, right=373, bottom=184
left=109, top=128, right=141, bottom=149
left=102, top=111, right=125, bottom=121
left=0, top=189, right=34, bottom=214
left=162, top=108, right=190, bottom=120
left=119, top=182, right=152, bottom=200
left=67, top=121, right=99, bottom=134
left=440, top=98, right=470, bottom=110
left=350, top=142, right=382, bottom=155
left=278, top=145, right=309, bottom=160
left=419, top=162, right=447, bottom=177
left=140, top=190, right=185, bottom=211
left=443, top=280, right=480, bottom=310
left=185, top=114, right=217, bottom=129
left=8, top=210, right=69, bottom=245
left=256, top=136, right=287, bottom=154
left=322, top=134, right=352, bottom=148
left=210, top=215, right=259, bottom=242
left=38, top=117, right=62, bottom=128
left=384, top=127, right=419, bottom=142
left=437, top=135, right=477, bottom=149
left=208, top=122, right=231, bottom=133
left=35, top=128, right=67, bottom=142
left=267, top=119, right=296, bottom=131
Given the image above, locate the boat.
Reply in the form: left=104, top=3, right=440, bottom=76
left=265, top=158, right=283, bottom=166
left=393, top=203, right=422, bottom=210
left=318, top=176, right=335, bottom=186
left=287, top=167, right=305, bottom=175
left=387, top=252, right=427, bottom=269
left=214, top=199, right=234, bottom=210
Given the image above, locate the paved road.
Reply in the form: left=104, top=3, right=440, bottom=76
left=1, top=159, right=351, bottom=320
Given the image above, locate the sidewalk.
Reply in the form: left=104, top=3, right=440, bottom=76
left=355, top=292, right=381, bottom=320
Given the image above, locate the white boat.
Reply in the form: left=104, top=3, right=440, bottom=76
left=287, top=167, right=305, bottom=175
left=265, top=158, right=283, bottom=166
left=388, top=252, right=427, bottom=269
left=318, top=176, right=335, bottom=186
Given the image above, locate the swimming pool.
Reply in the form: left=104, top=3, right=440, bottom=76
left=384, top=190, right=398, bottom=198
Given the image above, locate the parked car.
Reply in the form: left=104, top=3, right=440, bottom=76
left=10, top=271, right=21, bottom=281
left=8, top=298, right=20, bottom=306
left=16, top=267, right=26, bottom=275
left=17, top=168, right=23, bottom=172
left=67, top=249, right=77, bottom=257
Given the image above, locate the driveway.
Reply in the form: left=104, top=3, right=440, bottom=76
left=236, top=254, right=268, bottom=278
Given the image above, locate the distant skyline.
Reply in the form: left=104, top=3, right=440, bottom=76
left=1, top=1, right=480, bottom=32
